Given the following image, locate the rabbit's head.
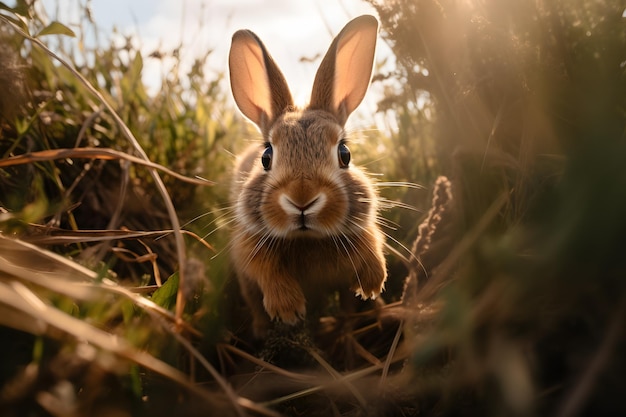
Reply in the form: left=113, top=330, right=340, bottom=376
left=229, top=15, right=380, bottom=240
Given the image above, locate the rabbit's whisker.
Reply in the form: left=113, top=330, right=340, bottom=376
left=200, top=210, right=238, bottom=240
left=375, top=181, right=424, bottom=190
left=337, top=232, right=363, bottom=294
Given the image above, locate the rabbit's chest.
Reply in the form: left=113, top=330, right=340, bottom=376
left=279, top=238, right=357, bottom=288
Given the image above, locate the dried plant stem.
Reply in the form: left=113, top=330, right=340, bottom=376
left=0, top=280, right=224, bottom=413
left=220, top=343, right=317, bottom=382
left=379, top=318, right=404, bottom=387
left=0, top=147, right=214, bottom=186
left=402, top=175, right=453, bottom=302
left=173, top=330, right=261, bottom=417
left=20, top=226, right=215, bottom=253
left=0, top=236, right=259, bottom=413
left=260, top=364, right=388, bottom=407
left=305, top=347, right=368, bottom=408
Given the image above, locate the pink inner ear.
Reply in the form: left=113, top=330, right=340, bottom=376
left=229, top=31, right=274, bottom=126
left=332, top=22, right=377, bottom=118
left=308, top=15, right=378, bottom=125
left=230, top=29, right=294, bottom=134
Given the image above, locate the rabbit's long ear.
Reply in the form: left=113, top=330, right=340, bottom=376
left=229, top=30, right=293, bottom=135
left=310, top=15, right=378, bottom=126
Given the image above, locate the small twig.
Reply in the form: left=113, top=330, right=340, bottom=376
left=305, top=346, right=368, bottom=408
left=136, top=239, right=161, bottom=286
left=20, top=226, right=215, bottom=253
left=219, top=343, right=317, bottom=382
left=111, top=243, right=161, bottom=286
left=106, top=159, right=130, bottom=231
left=74, top=106, right=104, bottom=148
left=260, top=363, right=392, bottom=407
left=349, top=335, right=383, bottom=366
left=379, top=318, right=404, bottom=387
left=0, top=147, right=214, bottom=186
left=96, top=159, right=129, bottom=264
left=173, top=332, right=253, bottom=417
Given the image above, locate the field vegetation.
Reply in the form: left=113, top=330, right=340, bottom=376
left=1, top=0, right=625, bottom=416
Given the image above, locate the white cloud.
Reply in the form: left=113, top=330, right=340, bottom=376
left=94, top=0, right=377, bottom=99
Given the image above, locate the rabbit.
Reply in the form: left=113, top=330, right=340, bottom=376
left=228, top=15, right=387, bottom=338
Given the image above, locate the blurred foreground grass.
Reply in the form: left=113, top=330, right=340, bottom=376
left=1, top=0, right=625, bottom=416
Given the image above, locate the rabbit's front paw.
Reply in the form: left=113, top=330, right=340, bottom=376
left=353, top=262, right=387, bottom=300
left=263, top=286, right=306, bottom=325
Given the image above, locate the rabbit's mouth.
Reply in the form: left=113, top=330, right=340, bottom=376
left=285, top=226, right=327, bottom=240
left=298, top=212, right=310, bottom=231
left=284, top=209, right=323, bottom=237
left=294, top=213, right=326, bottom=235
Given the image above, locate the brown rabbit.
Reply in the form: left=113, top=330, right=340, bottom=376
left=228, top=15, right=386, bottom=337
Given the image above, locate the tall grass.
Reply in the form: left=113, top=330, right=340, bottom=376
left=368, top=0, right=626, bottom=415
left=0, top=2, right=257, bottom=415
left=1, top=0, right=625, bottom=416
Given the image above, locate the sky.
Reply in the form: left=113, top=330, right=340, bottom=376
left=39, top=0, right=391, bottom=120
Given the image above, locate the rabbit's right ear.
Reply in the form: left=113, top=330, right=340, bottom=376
left=310, top=15, right=378, bottom=126
left=229, top=30, right=293, bottom=135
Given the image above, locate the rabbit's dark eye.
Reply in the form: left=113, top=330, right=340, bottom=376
left=338, top=142, right=350, bottom=168
left=261, top=144, right=273, bottom=170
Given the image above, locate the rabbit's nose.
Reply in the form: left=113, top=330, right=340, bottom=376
left=295, top=196, right=319, bottom=212
left=279, top=193, right=327, bottom=215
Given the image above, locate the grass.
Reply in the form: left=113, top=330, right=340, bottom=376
left=368, top=0, right=626, bottom=415
left=1, top=0, right=626, bottom=416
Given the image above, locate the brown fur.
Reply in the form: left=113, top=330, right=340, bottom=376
left=228, top=15, right=384, bottom=337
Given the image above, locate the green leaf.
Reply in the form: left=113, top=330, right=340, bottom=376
left=130, top=51, right=144, bottom=81
left=151, top=272, right=179, bottom=311
left=0, top=1, right=27, bottom=16
left=36, top=21, right=76, bottom=38
left=7, top=0, right=30, bottom=16
left=0, top=13, right=29, bottom=33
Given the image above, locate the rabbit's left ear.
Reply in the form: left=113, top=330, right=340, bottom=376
left=310, top=15, right=378, bottom=125
left=229, top=29, right=293, bottom=135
